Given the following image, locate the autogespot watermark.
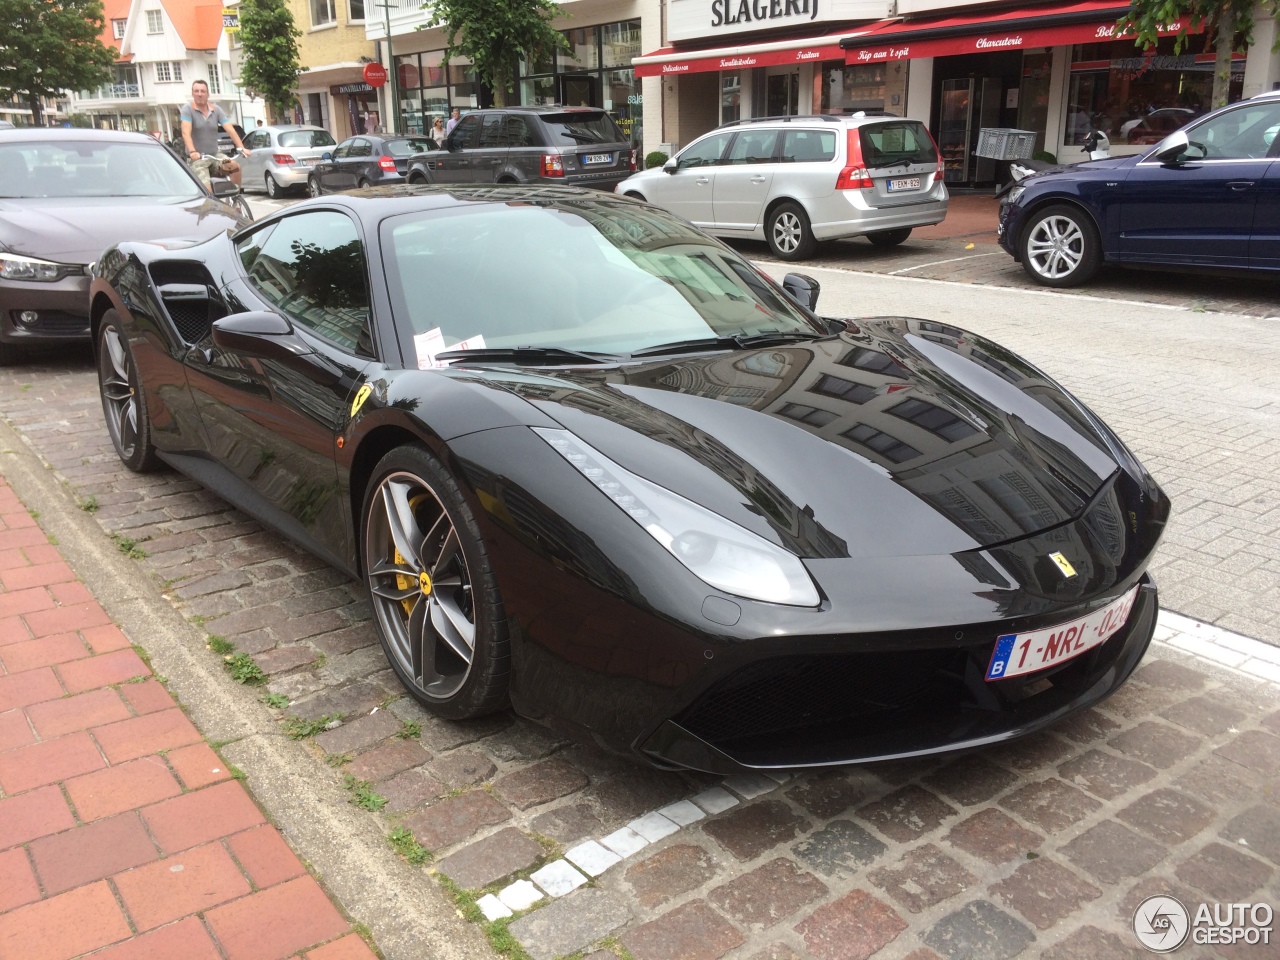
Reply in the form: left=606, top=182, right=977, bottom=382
left=1133, top=895, right=1274, bottom=952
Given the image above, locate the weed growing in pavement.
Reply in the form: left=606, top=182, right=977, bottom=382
left=227, top=763, right=247, bottom=781
left=47, top=534, right=58, bottom=545
left=387, top=827, right=431, bottom=865
left=325, top=752, right=353, bottom=766
left=284, top=713, right=341, bottom=739
left=110, top=533, right=147, bottom=560
left=436, top=875, right=533, bottom=960
left=224, top=653, right=267, bottom=685
left=79, top=496, right=99, bottom=513
left=313, top=653, right=328, bottom=670
left=207, top=635, right=235, bottom=655
left=349, top=922, right=380, bottom=956
left=589, top=936, right=636, bottom=960
left=261, top=693, right=290, bottom=709
left=130, top=643, right=154, bottom=669
left=344, top=775, right=388, bottom=811
left=27, top=509, right=39, bottom=520
left=191, top=614, right=208, bottom=626
left=397, top=720, right=422, bottom=739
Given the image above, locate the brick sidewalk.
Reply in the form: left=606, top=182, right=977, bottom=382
left=0, top=474, right=378, bottom=960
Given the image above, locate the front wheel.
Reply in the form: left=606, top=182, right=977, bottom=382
left=308, top=176, right=323, bottom=198
left=357, top=178, right=369, bottom=189
left=867, top=228, right=912, bottom=248
left=97, top=311, right=160, bottom=473
left=767, top=202, right=817, bottom=261
left=361, top=445, right=509, bottom=720
left=1019, top=204, right=1100, bottom=287
left=265, top=173, right=280, bottom=199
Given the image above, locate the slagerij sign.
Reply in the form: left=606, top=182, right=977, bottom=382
left=668, top=0, right=888, bottom=43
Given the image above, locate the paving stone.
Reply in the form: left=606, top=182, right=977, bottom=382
left=724, top=773, right=779, bottom=800
left=409, top=708, right=512, bottom=752
left=987, top=733, right=1074, bottom=772
left=1100, top=682, right=1179, bottom=720
left=703, top=800, right=811, bottom=861
left=692, top=786, right=739, bottom=815
left=1061, top=820, right=1168, bottom=884
left=378, top=766, right=444, bottom=813
left=793, top=820, right=888, bottom=880
left=795, top=888, right=907, bottom=960
left=708, top=858, right=828, bottom=928
left=595, top=770, right=694, bottom=824
left=565, top=840, right=621, bottom=877
left=624, top=844, right=719, bottom=910
left=1116, top=876, right=1205, bottom=928
left=438, top=827, right=543, bottom=889
left=747, top=945, right=805, bottom=960
left=869, top=757, right=943, bottom=786
left=1159, top=696, right=1247, bottom=736
left=1176, top=841, right=1275, bottom=901
left=251, top=644, right=316, bottom=674
left=601, top=826, right=648, bottom=858
left=1107, top=721, right=1200, bottom=770
left=659, top=800, right=707, bottom=826
left=477, top=894, right=512, bottom=921
left=868, top=842, right=975, bottom=914
left=944, top=809, right=1043, bottom=865
left=1221, top=805, right=1280, bottom=866
left=289, top=679, right=384, bottom=721
left=346, top=738, right=431, bottom=784
left=1057, top=749, right=1158, bottom=801
left=511, top=888, right=631, bottom=960
left=786, top=770, right=869, bottom=818
left=1132, top=659, right=1210, bottom=692
left=484, top=721, right=567, bottom=762
left=531, top=803, right=603, bottom=844
left=922, top=900, right=1035, bottom=960
left=923, top=758, right=1020, bottom=807
left=1117, top=787, right=1215, bottom=845
left=429, top=749, right=497, bottom=790
left=498, top=879, right=543, bottom=912
left=494, top=757, right=588, bottom=810
left=1040, top=925, right=1146, bottom=960
left=1214, top=729, right=1280, bottom=775
left=628, top=811, right=679, bottom=843
left=530, top=858, right=588, bottom=897
left=314, top=711, right=402, bottom=756
left=1172, top=754, right=1260, bottom=805
left=1000, top=778, right=1102, bottom=833
left=401, top=790, right=511, bottom=851
left=1052, top=708, right=1123, bottom=745
left=857, top=785, right=956, bottom=843
left=623, top=899, right=744, bottom=960
left=988, top=857, right=1102, bottom=930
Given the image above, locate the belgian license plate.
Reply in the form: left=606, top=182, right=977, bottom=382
left=986, top=586, right=1139, bottom=681
left=584, top=153, right=613, bottom=164
left=302, top=158, right=317, bottom=166
left=887, top=177, right=921, bottom=191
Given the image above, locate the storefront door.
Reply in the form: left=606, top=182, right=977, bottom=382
left=765, top=70, right=799, bottom=117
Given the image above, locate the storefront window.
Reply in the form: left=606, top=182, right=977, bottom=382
left=392, top=51, right=482, bottom=128
left=1067, top=36, right=1244, bottom=146
left=400, top=88, right=423, bottom=134
left=517, top=20, right=641, bottom=136
left=520, top=76, right=556, bottom=107
left=820, top=61, right=908, bottom=114
left=560, top=26, right=600, bottom=71
left=601, top=21, right=641, bottom=68
left=721, top=73, right=742, bottom=124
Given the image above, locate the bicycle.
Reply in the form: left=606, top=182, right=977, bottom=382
left=190, top=153, right=254, bottom=222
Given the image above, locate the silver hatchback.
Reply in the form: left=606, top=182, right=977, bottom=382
left=616, top=115, right=948, bottom=261
left=239, top=125, right=338, bottom=198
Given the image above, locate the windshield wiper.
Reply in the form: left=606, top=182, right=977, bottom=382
left=432, top=346, right=618, bottom=365
left=629, top=331, right=824, bottom=358
left=559, top=131, right=607, bottom=143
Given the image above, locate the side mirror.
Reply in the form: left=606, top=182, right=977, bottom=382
left=663, top=158, right=677, bottom=174
left=782, top=273, right=820, bottom=312
left=211, top=311, right=339, bottom=385
left=1154, top=130, right=1189, bottom=164
left=210, top=179, right=240, bottom=199
left=321, top=151, right=333, bottom=161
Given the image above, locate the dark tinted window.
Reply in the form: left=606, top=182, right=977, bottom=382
left=385, top=138, right=434, bottom=157
left=245, top=130, right=270, bottom=149
left=858, top=121, right=936, bottom=167
left=539, top=111, right=626, bottom=146
left=811, top=374, right=875, bottom=404
left=779, top=403, right=837, bottom=427
left=241, top=210, right=371, bottom=354
left=450, top=114, right=482, bottom=148
left=332, top=141, right=352, bottom=159
left=887, top=398, right=977, bottom=441
left=349, top=138, right=373, bottom=158
left=479, top=114, right=506, bottom=148
left=278, top=129, right=336, bottom=148
left=505, top=115, right=537, bottom=147
left=780, top=130, right=837, bottom=163
left=838, top=346, right=908, bottom=378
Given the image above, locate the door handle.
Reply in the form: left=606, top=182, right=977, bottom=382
left=696, top=177, right=710, bottom=185
left=750, top=176, right=767, bottom=183
left=1227, top=180, right=1255, bottom=190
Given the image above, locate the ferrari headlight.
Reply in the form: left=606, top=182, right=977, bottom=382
left=0, top=253, right=81, bottom=282
left=534, top=428, right=820, bottom=607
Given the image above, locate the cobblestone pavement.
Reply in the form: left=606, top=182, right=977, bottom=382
left=0, top=269, right=1277, bottom=959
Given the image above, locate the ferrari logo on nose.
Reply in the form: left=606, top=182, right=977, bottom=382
left=418, top=571, right=432, bottom=596
left=1049, top=552, right=1077, bottom=578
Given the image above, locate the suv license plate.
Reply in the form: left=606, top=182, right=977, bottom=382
left=583, top=153, right=613, bottom=164
left=986, top=586, right=1139, bottom=681
left=887, top=177, right=921, bottom=191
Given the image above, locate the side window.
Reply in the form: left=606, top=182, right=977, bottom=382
left=349, top=138, right=372, bottom=158
left=245, top=131, right=268, bottom=149
left=780, top=130, right=837, bottom=163
left=241, top=211, right=372, bottom=354
left=505, top=115, right=536, bottom=147
left=450, top=114, right=482, bottom=149
left=1185, top=103, right=1280, bottom=160
left=479, top=114, right=506, bottom=148
left=677, top=133, right=732, bottom=170
left=726, top=129, right=779, bottom=165
left=332, top=140, right=352, bottom=159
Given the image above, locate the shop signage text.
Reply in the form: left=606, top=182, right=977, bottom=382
left=711, top=0, right=818, bottom=27
left=332, top=82, right=375, bottom=95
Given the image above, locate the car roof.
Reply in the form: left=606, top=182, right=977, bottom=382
left=279, top=184, right=628, bottom=226
left=262, top=124, right=327, bottom=132
left=716, top=113, right=913, bottom=131
left=468, top=106, right=609, bottom=115
left=0, top=128, right=161, bottom=144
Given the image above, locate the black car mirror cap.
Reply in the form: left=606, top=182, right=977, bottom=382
left=1154, top=131, right=1190, bottom=164
left=210, top=311, right=338, bottom=385
left=210, top=179, right=241, bottom=199
left=782, top=272, right=821, bottom=312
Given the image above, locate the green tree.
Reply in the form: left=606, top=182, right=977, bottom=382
left=0, top=0, right=116, bottom=125
left=238, top=0, right=302, bottom=121
left=425, top=0, right=567, bottom=107
left=1118, top=0, right=1280, bottom=107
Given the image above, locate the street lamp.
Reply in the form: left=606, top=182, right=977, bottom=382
left=373, top=0, right=398, bottom=134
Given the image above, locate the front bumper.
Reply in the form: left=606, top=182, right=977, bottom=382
left=0, top=275, right=92, bottom=343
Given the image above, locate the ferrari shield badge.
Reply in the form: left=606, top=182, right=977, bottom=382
left=1049, top=552, right=1077, bottom=578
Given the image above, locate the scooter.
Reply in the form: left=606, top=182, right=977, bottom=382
left=1005, top=130, right=1110, bottom=185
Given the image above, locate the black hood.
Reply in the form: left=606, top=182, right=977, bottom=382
left=468, top=319, right=1122, bottom=560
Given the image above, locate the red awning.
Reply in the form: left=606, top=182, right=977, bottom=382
left=842, top=0, right=1198, bottom=65
left=633, top=25, right=888, bottom=78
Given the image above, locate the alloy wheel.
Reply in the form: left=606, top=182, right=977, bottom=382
left=99, top=327, right=139, bottom=459
left=365, top=471, right=475, bottom=700
left=1026, top=215, right=1084, bottom=281
left=772, top=212, right=802, bottom=255
left=309, top=177, right=321, bottom=197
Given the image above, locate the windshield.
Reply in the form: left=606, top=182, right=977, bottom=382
left=386, top=138, right=435, bottom=157
left=859, top=121, right=937, bottom=168
left=0, top=140, right=202, bottom=199
left=540, top=112, right=626, bottom=146
left=278, top=130, right=337, bottom=148
left=381, top=198, right=822, bottom=359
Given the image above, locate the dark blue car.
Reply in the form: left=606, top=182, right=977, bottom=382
left=999, top=91, right=1280, bottom=287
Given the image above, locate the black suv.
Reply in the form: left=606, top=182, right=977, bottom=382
left=406, top=106, right=635, bottom=189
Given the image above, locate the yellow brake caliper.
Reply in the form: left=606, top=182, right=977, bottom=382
left=393, top=493, right=432, bottom=617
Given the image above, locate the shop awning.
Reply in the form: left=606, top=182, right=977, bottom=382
left=633, top=25, right=889, bottom=78
left=841, top=0, right=1197, bottom=64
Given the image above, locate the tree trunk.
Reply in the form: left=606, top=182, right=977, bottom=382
left=492, top=67, right=508, bottom=108
left=28, top=94, right=43, bottom=127
left=1212, top=3, right=1234, bottom=108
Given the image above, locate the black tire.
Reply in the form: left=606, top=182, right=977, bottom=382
left=357, top=178, right=370, bottom=189
left=361, top=445, right=509, bottom=720
left=308, top=176, right=323, bottom=198
left=265, top=173, right=280, bottom=198
left=867, top=228, right=912, bottom=248
left=97, top=311, right=160, bottom=473
left=1018, top=203, right=1101, bottom=287
left=767, top=201, right=817, bottom=261
left=0, top=340, right=21, bottom=367
left=624, top=191, right=646, bottom=202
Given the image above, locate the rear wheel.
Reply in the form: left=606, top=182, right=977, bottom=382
left=1019, top=204, right=1101, bottom=287
left=357, top=177, right=370, bottom=189
left=624, top=191, right=646, bottom=201
left=867, top=228, right=912, bottom=247
left=308, top=176, right=322, bottom=198
left=97, top=311, right=160, bottom=473
left=767, top=202, right=817, bottom=261
left=361, top=445, right=509, bottom=720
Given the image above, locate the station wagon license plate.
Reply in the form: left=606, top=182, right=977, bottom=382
left=986, top=586, right=1139, bottom=681
left=887, top=176, right=921, bottom=191
left=583, top=153, right=613, bottom=164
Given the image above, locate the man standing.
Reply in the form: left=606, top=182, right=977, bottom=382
left=445, top=107, right=461, bottom=135
left=180, top=79, right=248, bottom=187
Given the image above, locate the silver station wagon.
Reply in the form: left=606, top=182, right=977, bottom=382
left=616, top=114, right=949, bottom=261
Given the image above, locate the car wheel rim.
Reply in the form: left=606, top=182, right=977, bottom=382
left=773, top=213, right=801, bottom=254
left=1027, top=215, right=1084, bottom=279
left=266, top=176, right=276, bottom=197
left=99, top=327, right=138, bottom=459
left=309, top=180, right=320, bottom=197
left=366, top=471, right=475, bottom=700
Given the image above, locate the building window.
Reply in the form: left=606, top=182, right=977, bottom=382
left=348, top=0, right=364, bottom=20
left=206, top=63, right=221, bottom=94
left=311, top=0, right=335, bottom=27
left=145, top=9, right=163, bottom=33
left=821, top=61, right=908, bottom=115
left=779, top=403, right=838, bottom=428
left=887, top=398, right=977, bottom=442
left=810, top=374, right=875, bottom=405
left=112, top=19, right=127, bottom=38
left=155, top=61, right=182, bottom=83
left=838, top=346, right=909, bottom=379
left=842, top=424, right=920, bottom=464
